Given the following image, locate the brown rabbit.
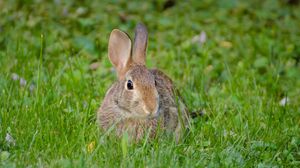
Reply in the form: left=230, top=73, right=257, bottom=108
left=97, top=23, right=190, bottom=141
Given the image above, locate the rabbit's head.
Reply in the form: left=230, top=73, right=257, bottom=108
left=108, top=23, right=159, bottom=119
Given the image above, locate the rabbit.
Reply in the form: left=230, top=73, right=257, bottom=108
left=97, top=23, right=190, bottom=141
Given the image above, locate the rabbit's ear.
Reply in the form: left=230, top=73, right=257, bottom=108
left=133, top=23, right=148, bottom=65
left=108, top=29, right=132, bottom=80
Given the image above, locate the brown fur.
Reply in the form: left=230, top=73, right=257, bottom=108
left=97, top=66, right=190, bottom=141
left=97, top=23, right=190, bottom=141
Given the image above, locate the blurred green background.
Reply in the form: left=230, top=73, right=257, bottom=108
left=0, top=0, right=299, bottom=167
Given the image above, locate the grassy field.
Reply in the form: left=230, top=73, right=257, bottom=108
left=1, top=0, right=300, bottom=167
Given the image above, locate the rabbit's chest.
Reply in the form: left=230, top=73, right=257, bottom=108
left=116, top=117, right=163, bottom=140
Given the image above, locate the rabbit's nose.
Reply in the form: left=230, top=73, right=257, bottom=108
left=143, top=97, right=159, bottom=116
left=143, top=105, right=151, bottom=115
left=143, top=104, right=158, bottom=115
left=141, top=88, right=159, bottom=115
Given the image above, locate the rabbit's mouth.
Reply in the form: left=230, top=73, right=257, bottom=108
left=118, top=103, right=160, bottom=119
left=116, top=94, right=160, bottom=119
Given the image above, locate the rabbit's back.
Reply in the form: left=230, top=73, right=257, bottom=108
left=151, top=69, right=190, bottom=135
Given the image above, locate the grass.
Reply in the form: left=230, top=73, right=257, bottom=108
left=0, top=0, right=300, bottom=167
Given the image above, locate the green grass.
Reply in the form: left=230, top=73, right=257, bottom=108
left=1, top=0, right=300, bottom=167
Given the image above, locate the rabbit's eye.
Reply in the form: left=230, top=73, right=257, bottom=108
left=127, top=80, right=134, bottom=90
